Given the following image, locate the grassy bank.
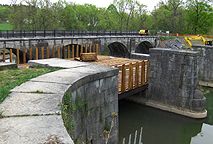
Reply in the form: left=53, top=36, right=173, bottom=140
left=0, top=67, right=60, bottom=103
left=0, top=24, right=13, bottom=30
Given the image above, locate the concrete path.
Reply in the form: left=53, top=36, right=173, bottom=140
left=0, top=58, right=115, bottom=144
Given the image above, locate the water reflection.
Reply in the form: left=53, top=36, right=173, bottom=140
left=119, top=88, right=213, bottom=144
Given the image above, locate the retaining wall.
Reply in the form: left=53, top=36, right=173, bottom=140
left=0, top=58, right=119, bottom=144
left=192, top=45, right=213, bottom=83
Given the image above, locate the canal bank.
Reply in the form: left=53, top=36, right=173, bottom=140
left=119, top=87, right=213, bottom=144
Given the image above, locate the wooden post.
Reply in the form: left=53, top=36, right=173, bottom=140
left=3, top=49, right=5, bottom=62
left=76, top=45, right=79, bottom=57
left=96, top=44, right=98, bottom=55
left=46, top=46, right=49, bottom=59
left=23, top=48, right=26, bottom=63
left=57, top=46, right=60, bottom=58
left=29, top=48, right=32, bottom=60
left=121, top=64, right=126, bottom=92
left=72, top=45, right=74, bottom=58
left=52, top=46, right=55, bottom=58
left=85, top=44, right=87, bottom=53
left=135, top=62, right=139, bottom=87
left=146, top=60, right=150, bottom=83
left=10, top=49, right=12, bottom=62
left=17, top=48, right=19, bottom=64
left=36, top=47, right=38, bottom=60
left=93, top=44, right=95, bottom=52
left=67, top=45, right=70, bottom=58
left=141, top=61, right=145, bottom=85
left=41, top=47, right=44, bottom=59
left=62, top=46, right=65, bottom=59
left=89, top=44, right=91, bottom=53
left=89, top=44, right=92, bottom=53
left=81, top=44, right=83, bottom=54
left=128, top=63, right=133, bottom=89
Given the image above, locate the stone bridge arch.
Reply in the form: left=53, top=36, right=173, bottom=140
left=107, top=42, right=130, bottom=58
left=135, top=40, right=154, bottom=54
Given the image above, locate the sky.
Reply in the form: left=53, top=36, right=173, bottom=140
left=1, top=0, right=161, bottom=12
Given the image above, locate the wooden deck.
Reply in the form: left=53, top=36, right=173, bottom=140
left=68, top=55, right=149, bottom=99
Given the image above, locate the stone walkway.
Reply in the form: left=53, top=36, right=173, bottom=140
left=0, top=58, right=117, bottom=144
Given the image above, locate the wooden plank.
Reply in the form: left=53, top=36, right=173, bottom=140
left=96, top=44, right=98, bottom=55
left=29, top=48, right=32, bottom=60
left=67, top=45, right=70, bottom=58
left=85, top=44, right=87, bottom=53
left=41, top=47, right=44, bottom=59
left=128, top=63, right=133, bottom=90
left=80, top=53, right=98, bottom=61
left=10, top=49, right=12, bottom=62
left=121, top=64, right=126, bottom=92
left=118, top=84, right=148, bottom=100
left=141, top=61, right=145, bottom=85
left=135, top=62, right=139, bottom=87
left=17, top=48, right=19, bottom=64
left=72, top=45, right=74, bottom=58
left=57, top=46, right=60, bottom=58
left=62, top=46, right=65, bottom=59
left=81, top=44, right=83, bottom=54
left=23, top=48, right=26, bottom=63
left=47, top=46, right=49, bottom=59
left=3, top=49, right=5, bottom=62
left=36, top=47, right=38, bottom=60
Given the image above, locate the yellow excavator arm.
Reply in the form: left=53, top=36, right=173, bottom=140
left=184, top=35, right=212, bottom=47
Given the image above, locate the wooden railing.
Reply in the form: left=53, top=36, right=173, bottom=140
left=114, top=60, right=149, bottom=93
left=0, top=44, right=99, bottom=64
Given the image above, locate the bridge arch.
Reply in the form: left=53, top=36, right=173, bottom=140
left=135, top=41, right=153, bottom=54
left=107, top=42, right=130, bottom=58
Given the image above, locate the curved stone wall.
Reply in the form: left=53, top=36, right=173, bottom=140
left=0, top=58, right=119, bottom=144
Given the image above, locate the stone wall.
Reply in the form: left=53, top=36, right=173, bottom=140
left=147, top=48, right=206, bottom=117
left=29, top=59, right=119, bottom=144
left=65, top=70, right=119, bottom=143
left=192, top=45, right=213, bottom=82
left=0, top=59, right=119, bottom=143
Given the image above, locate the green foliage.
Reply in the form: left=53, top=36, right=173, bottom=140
left=159, top=36, right=178, bottom=40
left=185, top=0, right=213, bottom=34
left=0, top=67, right=60, bottom=103
left=104, top=122, right=111, bottom=131
left=199, top=86, right=210, bottom=95
left=1, top=0, right=213, bottom=35
left=0, top=24, right=13, bottom=30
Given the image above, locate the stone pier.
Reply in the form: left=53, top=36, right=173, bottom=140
left=127, top=48, right=207, bottom=118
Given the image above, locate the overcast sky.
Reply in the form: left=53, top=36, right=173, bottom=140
left=1, top=0, right=161, bottom=12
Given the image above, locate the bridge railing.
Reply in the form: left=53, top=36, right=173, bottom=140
left=114, top=60, right=149, bottom=94
left=0, top=30, right=140, bottom=38
left=0, top=44, right=99, bottom=65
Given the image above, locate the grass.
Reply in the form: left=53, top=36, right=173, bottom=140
left=0, top=67, right=60, bottom=103
left=0, top=24, right=13, bottom=30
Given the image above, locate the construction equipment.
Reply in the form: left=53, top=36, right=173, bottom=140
left=139, top=29, right=149, bottom=36
left=184, top=35, right=213, bottom=47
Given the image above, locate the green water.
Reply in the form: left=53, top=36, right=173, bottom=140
left=119, top=87, right=213, bottom=144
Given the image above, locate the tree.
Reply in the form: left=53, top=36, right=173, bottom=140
left=185, top=0, right=213, bottom=34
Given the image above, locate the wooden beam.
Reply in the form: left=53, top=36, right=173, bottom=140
left=118, top=84, right=148, bottom=100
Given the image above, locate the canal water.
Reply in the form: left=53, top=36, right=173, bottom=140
left=119, top=87, right=213, bottom=144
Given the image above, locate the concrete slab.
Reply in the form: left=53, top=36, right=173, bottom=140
left=0, top=115, right=73, bottom=144
left=28, top=58, right=88, bottom=68
left=10, top=81, right=69, bottom=94
left=0, top=92, right=61, bottom=116
left=29, top=64, right=117, bottom=85
left=0, top=62, right=17, bottom=71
